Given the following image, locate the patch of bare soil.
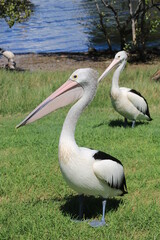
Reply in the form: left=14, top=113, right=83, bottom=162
left=0, top=52, right=112, bottom=72
left=0, top=51, right=159, bottom=72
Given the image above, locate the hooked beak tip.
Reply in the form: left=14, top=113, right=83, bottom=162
left=16, top=124, right=21, bottom=129
left=16, top=121, right=26, bottom=129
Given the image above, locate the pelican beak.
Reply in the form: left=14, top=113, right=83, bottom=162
left=16, top=79, right=83, bottom=128
left=98, top=58, right=121, bottom=82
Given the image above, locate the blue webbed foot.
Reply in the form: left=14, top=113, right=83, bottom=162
left=89, top=220, right=107, bottom=227
left=89, top=199, right=108, bottom=227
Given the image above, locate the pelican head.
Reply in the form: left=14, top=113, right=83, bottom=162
left=70, top=68, right=98, bottom=87
left=114, top=50, right=128, bottom=61
left=16, top=68, right=99, bottom=128
left=98, top=51, right=128, bottom=82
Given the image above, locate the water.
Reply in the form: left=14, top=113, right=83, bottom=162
left=0, top=0, right=159, bottom=54
left=0, top=0, right=92, bottom=53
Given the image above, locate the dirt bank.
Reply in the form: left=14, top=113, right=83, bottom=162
left=0, top=52, right=159, bottom=72
left=0, top=52, right=112, bottom=72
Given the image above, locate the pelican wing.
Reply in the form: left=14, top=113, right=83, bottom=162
left=93, top=151, right=127, bottom=193
left=127, top=89, right=150, bottom=116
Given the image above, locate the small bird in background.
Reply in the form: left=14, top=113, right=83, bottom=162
left=0, top=48, right=16, bottom=70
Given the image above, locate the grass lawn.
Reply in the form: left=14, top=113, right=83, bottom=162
left=0, top=63, right=160, bottom=240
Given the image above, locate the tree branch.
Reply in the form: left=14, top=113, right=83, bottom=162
left=101, top=0, right=122, bottom=32
left=133, top=0, right=160, bottom=19
left=94, top=0, right=112, bottom=51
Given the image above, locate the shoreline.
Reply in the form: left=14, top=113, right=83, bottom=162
left=0, top=51, right=159, bottom=72
left=0, top=51, right=113, bottom=72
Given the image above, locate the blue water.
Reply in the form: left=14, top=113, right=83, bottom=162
left=0, top=0, right=159, bottom=54
left=0, top=0, right=94, bottom=53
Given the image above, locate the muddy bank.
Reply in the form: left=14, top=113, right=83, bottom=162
left=0, top=52, right=111, bottom=72
left=0, top=51, right=159, bottom=72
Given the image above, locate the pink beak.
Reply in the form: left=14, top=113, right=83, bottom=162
left=16, top=79, right=83, bottom=128
left=98, top=58, right=121, bottom=82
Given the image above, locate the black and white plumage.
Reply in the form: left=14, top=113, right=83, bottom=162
left=16, top=68, right=127, bottom=227
left=0, top=48, right=16, bottom=69
left=99, top=51, right=152, bottom=128
left=93, top=151, right=127, bottom=194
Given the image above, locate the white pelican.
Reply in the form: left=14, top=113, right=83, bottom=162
left=99, top=51, right=152, bottom=128
left=0, top=48, right=16, bottom=69
left=16, top=68, right=127, bottom=227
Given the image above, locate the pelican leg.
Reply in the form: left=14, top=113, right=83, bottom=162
left=78, top=194, right=84, bottom=220
left=132, top=120, right=136, bottom=128
left=124, top=118, right=128, bottom=128
left=72, top=195, right=85, bottom=222
left=89, top=199, right=107, bottom=227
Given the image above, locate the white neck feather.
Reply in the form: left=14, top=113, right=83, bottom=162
left=111, top=60, right=126, bottom=92
left=59, top=85, right=96, bottom=148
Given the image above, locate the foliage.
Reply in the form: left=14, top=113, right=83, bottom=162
left=0, top=64, right=160, bottom=239
left=93, top=0, right=160, bottom=57
left=0, top=0, right=34, bottom=27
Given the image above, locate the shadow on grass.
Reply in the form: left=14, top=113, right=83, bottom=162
left=109, top=119, right=149, bottom=128
left=93, top=119, right=149, bottom=129
left=60, top=195, right=122, bottom=220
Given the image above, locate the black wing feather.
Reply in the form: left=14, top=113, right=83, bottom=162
left=129, top=89, right=152, bottom=120
left=93, top=151, right=128, bottom=194
left=93, top=151, right=123, bottom=166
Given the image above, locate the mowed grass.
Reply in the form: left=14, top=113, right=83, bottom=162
left=0, top=63, right=160, bottom=240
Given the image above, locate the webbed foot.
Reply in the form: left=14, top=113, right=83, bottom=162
left=89, top=220, right=107, bottom=227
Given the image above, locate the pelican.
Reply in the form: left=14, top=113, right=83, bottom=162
left=99, top=51, right=152, bottom=128
left=0, top=48, right=16, bottom=69
left=16, top=68, right=128, bottom=227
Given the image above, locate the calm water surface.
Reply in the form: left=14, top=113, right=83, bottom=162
left=0, top=0, right=96, bottom=53
left=0, top=0, right=159, bottom=54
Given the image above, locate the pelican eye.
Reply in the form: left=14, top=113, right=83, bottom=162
left=73, top=75, right=78, bottom=79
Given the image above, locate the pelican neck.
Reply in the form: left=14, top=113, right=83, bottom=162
left=112, top=60, right=126, bottom=90
left=59, top=90, right=91, bottom=147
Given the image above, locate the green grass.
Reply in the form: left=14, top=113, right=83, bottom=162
left=0, top=64, right=160, bottom=240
